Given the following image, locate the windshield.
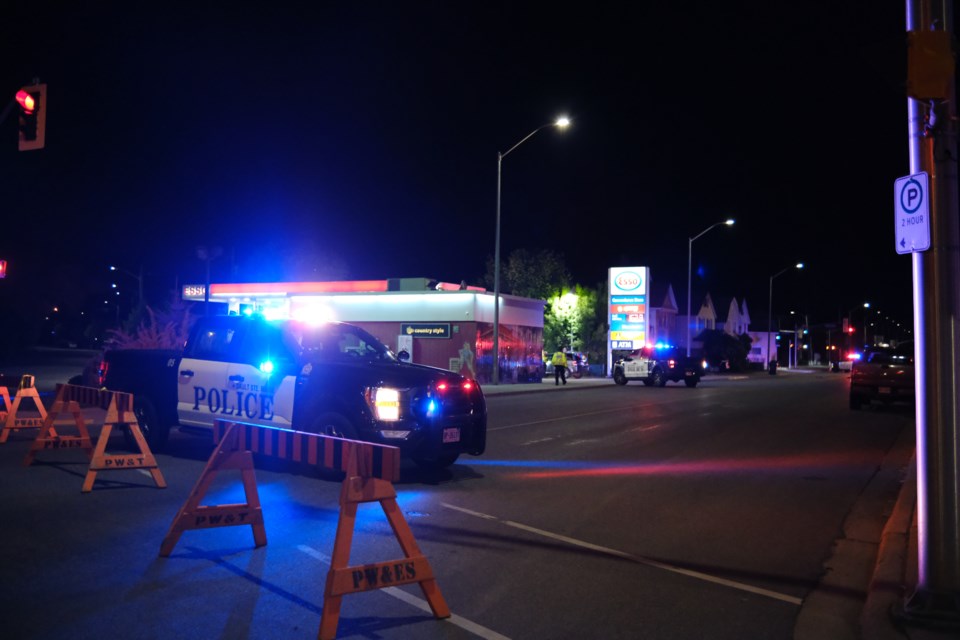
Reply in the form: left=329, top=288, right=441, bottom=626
left=291, top=322, right=396, bottom=363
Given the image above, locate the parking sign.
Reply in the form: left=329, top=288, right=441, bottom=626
left=894, top=172, right=930, bottom=254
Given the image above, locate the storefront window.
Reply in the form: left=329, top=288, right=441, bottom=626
left=476, top=323, right=544, bottom=384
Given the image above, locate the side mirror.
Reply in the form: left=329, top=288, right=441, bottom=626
left=397, top=349, right=410, bottom=363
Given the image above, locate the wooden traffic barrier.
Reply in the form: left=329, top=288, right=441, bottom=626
left=81, top=388, right=166, bottom=493
left=159, top=420, right=267, bottom=557
left=23, top=384, right=166, bottom=493
left=161, top=420, right=448, bottom=640
left=23, top=384, right=94, bottom=465
left=0, top=374, right=49, bottom=443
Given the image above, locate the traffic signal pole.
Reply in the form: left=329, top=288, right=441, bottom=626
left=899, top=0, right=960, bottom=628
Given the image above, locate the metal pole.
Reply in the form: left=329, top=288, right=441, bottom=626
left=492, top=152, right=503, bottom=385
left=491, top=120, right=565, bottom=385
left=767, top=275, right=774, bottom=371
left=900, top=0, right=960, bottom=626
left=687, top=238, right=693, bottom=358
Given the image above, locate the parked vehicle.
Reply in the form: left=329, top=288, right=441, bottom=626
left=544, top=351, right=587, bottom=379
left=97, top=314, right=487, bottom=468
left=849, top=342, right=914, bottom=410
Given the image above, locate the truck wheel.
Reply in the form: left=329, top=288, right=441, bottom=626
left=308, top=412, right=358, bottom=440
left=613, top=370, right=628, bottom=385
left=651, top=369, right=667, bottom=387
left=414, top=453, right=459, bottom=470
left=684, top=376, right=699, bottom=388
left=128, top=396, right=170, bottom=452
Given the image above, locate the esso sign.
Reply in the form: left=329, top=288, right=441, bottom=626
left=614, top=272, right=642, bottom=291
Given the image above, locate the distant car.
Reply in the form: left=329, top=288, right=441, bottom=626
left=849, top=343, right=914, bottom=410
left=544, top=352, right=587, bottom=379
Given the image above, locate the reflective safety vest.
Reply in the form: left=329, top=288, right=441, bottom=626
left=551, top=351, right=567, bottom=367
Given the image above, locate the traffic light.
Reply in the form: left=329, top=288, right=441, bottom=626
left=16, top=83, right=46, bottom=151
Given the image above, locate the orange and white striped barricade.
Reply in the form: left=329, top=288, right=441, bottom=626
left=160, top=420, right=448, bottom=640
left=0, top=374, right=49, bottom=443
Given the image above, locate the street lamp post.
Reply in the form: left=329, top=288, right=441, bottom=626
left=847, top=302, right=870, bottom=351
left=767, top=262, right=803, bottom=372
left=109, top=265, right=144, bottom=308
left=196, top=246, right=223, bottom=316
left=492, top=116, right=570, bottom=385
left=686, top=219, right=734, bottom=357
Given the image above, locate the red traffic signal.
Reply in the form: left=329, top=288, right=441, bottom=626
left=16, top=83, right=46, bottom=151
left=15, top=90, right=35, bottom=113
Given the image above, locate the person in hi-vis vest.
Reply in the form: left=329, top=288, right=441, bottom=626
left=551, top=349, right=568, bottom=386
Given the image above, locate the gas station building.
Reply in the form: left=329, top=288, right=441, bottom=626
left=182, top=277, right=546, bottom=384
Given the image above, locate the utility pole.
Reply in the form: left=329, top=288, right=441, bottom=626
left=899, top=0, right=960, bottom=628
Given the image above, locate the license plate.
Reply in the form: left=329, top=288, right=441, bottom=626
left=879, top=387, right=892, bottom=394
left=442, top=427, right=461, bottom=443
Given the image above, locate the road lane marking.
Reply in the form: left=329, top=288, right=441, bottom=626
left=487, top=398, right=692, bottom=432
left=440, top=504, right=803, bottom=606
left=521, top=437, right=558, bottom=446
left=297, top=545, right=511, bottom=640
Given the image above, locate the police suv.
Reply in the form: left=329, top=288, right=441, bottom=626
left=612, top=345, right=706, bottom=388
left=97, top=314, right=487, bottom=468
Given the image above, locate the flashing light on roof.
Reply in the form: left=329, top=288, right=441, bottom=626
left=652, top=342, right=674, bottom=350
left=242, top=307, right=254, bottom=316
left=262, top=307, right=288, bottom=322
left=291, top=303, right=335, bottom=325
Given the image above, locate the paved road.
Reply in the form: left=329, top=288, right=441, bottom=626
left=0, top=367, right=917, bottom=639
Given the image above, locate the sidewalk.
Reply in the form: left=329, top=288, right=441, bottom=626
left=480, top=375, right=610, bottom=396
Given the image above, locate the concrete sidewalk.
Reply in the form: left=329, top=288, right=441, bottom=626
left=480, top=373, right=956, bottom=640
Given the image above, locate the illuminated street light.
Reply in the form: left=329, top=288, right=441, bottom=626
left=686, top=219, right=734, bottom=357
left=109, top=264, right=144, bottom=307
left=767, top=262, right=804, bottom=371
left=492, top=116, right=570, bottom=385
left=847, top=302, right=870, bottom=349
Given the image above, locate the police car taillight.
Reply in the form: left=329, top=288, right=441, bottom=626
left=437, top=380, right=475, bottom=393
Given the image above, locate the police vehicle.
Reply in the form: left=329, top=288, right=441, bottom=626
left=97, top=314, right=487, bottom=468
left=612, top=344, right=706, bottom=388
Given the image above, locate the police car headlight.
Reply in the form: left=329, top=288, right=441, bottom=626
left=365, top=387, right=401, bottom=421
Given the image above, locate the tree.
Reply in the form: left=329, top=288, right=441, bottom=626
left=544, top=284, right=600, bottom=354
left=700, top=329, right=752, bottom=372
left=481, top=249, right=571, bottom=300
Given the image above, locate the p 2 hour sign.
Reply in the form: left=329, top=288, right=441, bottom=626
left=895, top=172, right=930, bottom=254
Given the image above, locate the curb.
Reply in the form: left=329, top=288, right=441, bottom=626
left=861, top=452, right=917, bottom=640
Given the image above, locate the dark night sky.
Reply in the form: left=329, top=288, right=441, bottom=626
left=1, top=2, right=916, bottom=335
